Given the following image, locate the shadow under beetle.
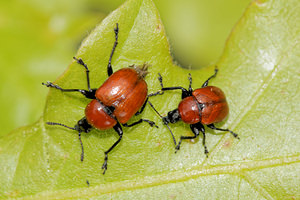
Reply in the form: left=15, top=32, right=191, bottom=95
left=43, top=23, right=159, bottom=174
left=149, top=68, right=240, bottom=156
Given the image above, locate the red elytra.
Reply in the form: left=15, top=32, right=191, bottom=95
left=93, top=67, right=148, bottom=125
left=85, top=67, right=148, bottom=130
left=178, top=86, right=229, bottom=125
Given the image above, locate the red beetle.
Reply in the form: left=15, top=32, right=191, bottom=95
left=43, top=24, right=158, bottom=174
left=149, top=68, right=239, bottom=156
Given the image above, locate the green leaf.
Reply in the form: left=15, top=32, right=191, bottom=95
left=1, top=0, right=299, bottom=199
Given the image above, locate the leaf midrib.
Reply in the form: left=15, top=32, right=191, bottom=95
left=18, top=154, right=299, bottom=200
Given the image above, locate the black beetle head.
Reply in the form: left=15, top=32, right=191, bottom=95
left=163, top=109, right=181, bottom=124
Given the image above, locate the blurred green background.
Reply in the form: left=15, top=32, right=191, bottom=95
left=0, top=0, right=251, bottom=136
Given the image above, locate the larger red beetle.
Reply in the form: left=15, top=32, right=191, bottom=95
left=43, top=24, right=158, bottom=174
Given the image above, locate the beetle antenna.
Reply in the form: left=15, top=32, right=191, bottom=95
left=46, top=122, right=76, bottom=130
left=147, top=101, right=177, bottom=146
left=46, top=122, right=84, bottom=161
left=147, top=101, right=163, bottom=118
left=164, top=123, right=177, bottom=146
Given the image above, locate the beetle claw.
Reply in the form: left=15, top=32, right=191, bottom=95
left=204, top=150, right=209, bottom=157
left=102, top=154, right=108, bottom=174
left=151, top=122, right=159, bottom=128
left=175, top=143, right=181, bottom=153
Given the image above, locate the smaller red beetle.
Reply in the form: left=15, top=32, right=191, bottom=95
left=43, top=24, right=158, bottom=174
left=149, top=68, right=239, bottom=156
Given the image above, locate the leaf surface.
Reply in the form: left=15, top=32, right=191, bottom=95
left=0, top=0, right=299, bottom=199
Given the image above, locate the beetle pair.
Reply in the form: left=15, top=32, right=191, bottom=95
left=43, top=23, right=239, bottom=174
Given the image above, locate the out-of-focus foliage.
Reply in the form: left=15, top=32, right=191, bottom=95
left=0, top=0, right=105, bottom=135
